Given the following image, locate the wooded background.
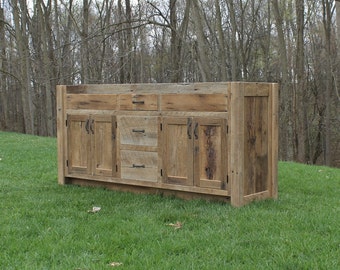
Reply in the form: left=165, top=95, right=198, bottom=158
left=0, top=0, right=339, bottom=167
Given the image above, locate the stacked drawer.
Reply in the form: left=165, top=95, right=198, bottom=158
left=117, top=94, right=159, bottom=182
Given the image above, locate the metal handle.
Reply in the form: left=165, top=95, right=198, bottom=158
left=85, top=119, right=90, bottom=134
left=132, top=129, right=145, bottom=133
left=90, top=119, right=94, bottom=134
left=194, top=122, right=199, bottom=140
left=132, top=100, right=145, bottom=104
left=187, top=118, right=192, bottom=139
left=132, top=164, right=145, bottom=168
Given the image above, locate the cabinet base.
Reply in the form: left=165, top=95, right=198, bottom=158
left=64, top=177, right=231, bottom=203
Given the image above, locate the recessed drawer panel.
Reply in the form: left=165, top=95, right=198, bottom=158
left=160, top=94, right=228, bottom=112
left=118, top=116, right=158, bottom=147
left=119, top=94, right=158, bottom=111
left=120, top=150, right=158, bottom=182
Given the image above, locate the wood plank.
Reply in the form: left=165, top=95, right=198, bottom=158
left=64, top=82, right=230, bottom=94
left=243, top=96, right=269, bottom=196
left=243, top=83, right=270, bottom=96
left=119, top=94, right=158, bottom=111
left=66, top=94, right=118, bottom=110
left=160, top=94, right=228, bottom=112
left=230, top=82, right=245, bottom=207
left=270, top=83, right=279, bottom=199
left=56, top=85, right=66, bottom=184
left=67, top=177, right=230, bottom=200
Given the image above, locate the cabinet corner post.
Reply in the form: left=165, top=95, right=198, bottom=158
left=56, top=85, right=67, bottom=185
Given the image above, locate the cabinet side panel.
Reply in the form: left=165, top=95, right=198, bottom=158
left=243, top=96, right=269, bottom=195
left=56, top=85, right=66, bottom=184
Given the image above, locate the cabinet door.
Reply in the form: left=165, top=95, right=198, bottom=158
left=162, top=117, right=193, bottom=186
left=91, top=115, right=116, bottom=176
left=67, top=114, right=90, bottom=175
left=194, top=118, right=227, bottom=190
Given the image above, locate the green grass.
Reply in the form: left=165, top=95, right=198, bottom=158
left=0, top=131, right=339, bottom=270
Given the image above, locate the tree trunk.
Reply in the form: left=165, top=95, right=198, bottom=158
left=169, top=0, right=179, bottom=82
left=215, top=0, right=227, bottom=81
left=295, top=0, right=306, bottom=162
left=81, top=0, right=90, bottom=83
left=226, top=1, right=238, bottom=81
left=322, top=0, right=333, bottom=166
left=12, top=0, right=34, bottom=134
left=271, top=0, right=293, bottom=161
left=0, top=4, right=8, bottom=130
left=125, top=0, right=133, bottom=83
left=191, top=0, right=211, bottom=82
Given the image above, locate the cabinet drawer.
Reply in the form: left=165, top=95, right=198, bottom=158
left=118, top=116, right=158, bottom=147
left=160, top=94, right=228, bottom=112
left=119, top=94, right=158, bottom=111
left=120, top=150, right=158, bottom=182
left=66, top=94, right=118, bottom=110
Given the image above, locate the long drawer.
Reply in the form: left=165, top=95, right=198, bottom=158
left=120, top=150, right=158, bottom=182
left=119, top=94, right=158, bottom=111
left=118, top=116, right=158, bottom=148
left=160, top=94, right=228, bottom=112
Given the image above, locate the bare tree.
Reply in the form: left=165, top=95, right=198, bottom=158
left=12, top=0, right=34, bottom=134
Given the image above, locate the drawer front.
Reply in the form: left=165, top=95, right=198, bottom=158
left=66, top=94, right=118, bottom=110
left=120, top=150, right=158, bottom=181
left=119, top=94, right=158, bottom=111
left=160, top=94, right=228, bottom=112
left=118, top=116, right=158, bottom=147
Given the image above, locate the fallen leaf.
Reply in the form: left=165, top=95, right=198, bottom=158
left=109, top=262, right=123, bottom=267
left=168, top=221, right=183, bottom=229
left=87, top=206, right=101, bottom=213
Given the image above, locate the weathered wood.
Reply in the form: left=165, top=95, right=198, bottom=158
left=119, top=94, right=158, bottom=111
left=160, top=94, right=228, bottom=112
left=243, top=96, right=269, bottom=195
left=56, top=85, right=66, bottom=184
left=270, top=83, right=279, bottom=199
left=162, top=117, right=194, bottom=186
left=92, top=115, right=116, bottom=177
left=120, top=150, right=158, bottom=181
left=66, top=94, right=118, bottom=110
left=230, top=82, right=245, bottom=207
left=194, top=117, right=227, bottom=190
left=57, top=82, right=278, bottom=206
left=118, top=115, right=158, bottom=147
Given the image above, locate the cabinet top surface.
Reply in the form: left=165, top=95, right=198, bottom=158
left=58, top=82, right=277, bottom=95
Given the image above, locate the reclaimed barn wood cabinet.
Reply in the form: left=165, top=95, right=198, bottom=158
left=57, top=82, right=278, bottom=206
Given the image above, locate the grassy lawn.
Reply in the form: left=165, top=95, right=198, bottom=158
left=0, top=131, right=339, bottom=269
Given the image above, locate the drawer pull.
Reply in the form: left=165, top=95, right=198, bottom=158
left=132, top=129, right=145, bottom=133
left=132, top=164, right=145, bottom=168
left=132, top=100, right=145, bottom=104
left=85, top=119, right=90, bottom=134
